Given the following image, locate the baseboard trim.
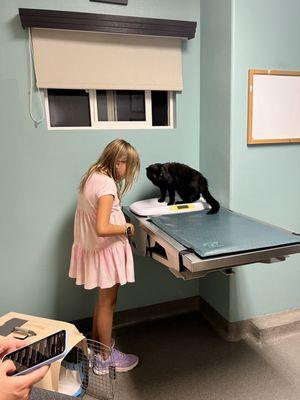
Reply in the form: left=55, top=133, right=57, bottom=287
left=198, top=298, right=248, bottom=342
left=114, top=296, right=201, bottom=328
left=198, top=299, right=300, bottom=343
left=71, top=296, right=201, bottom=336
left=247, top=308, right=300, bottom=343
left=70, top=297, right=300, bottom=344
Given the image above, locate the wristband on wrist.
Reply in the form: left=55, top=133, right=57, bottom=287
left=125, top=224, right=132, bottom=237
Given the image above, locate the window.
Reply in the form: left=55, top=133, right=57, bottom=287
left=45, top=89, right=174, bottom=130
left=96, top=91, right=146, bottom=122
left=47, top=89, right=91, bottom=127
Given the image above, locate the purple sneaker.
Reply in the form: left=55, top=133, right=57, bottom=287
left=112, top=348, right=139, bottom=372
left=93, top=354, right=111, bottom=375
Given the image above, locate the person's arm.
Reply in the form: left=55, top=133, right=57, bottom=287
left=96, top=195, right=134, bottom=237
left=0, top=340, right=49, bottom=400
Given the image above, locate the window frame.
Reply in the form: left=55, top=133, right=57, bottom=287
left=44, top=89, right=174, bottom=130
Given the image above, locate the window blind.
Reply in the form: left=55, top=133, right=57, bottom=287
left=30, top=28, right=183, bottom=91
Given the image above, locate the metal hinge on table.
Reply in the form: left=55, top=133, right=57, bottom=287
left=179, top=248, right=195, bottom=272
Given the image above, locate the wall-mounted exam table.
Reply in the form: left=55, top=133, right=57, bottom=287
left=123, top=200, right=300, bottom=280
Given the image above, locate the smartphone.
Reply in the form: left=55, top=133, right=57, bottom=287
left=2, top=330, right=68, bottom=376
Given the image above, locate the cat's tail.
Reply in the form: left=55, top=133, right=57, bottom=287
left=201, top=185, right=220, bottom=214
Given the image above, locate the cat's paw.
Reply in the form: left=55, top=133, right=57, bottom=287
left=167, top=200, right=175, bottom=206
left=158, top=197, right=166, bottom=203
left=207, top=207, right=219, bottom=214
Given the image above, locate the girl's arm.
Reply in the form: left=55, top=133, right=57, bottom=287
left=96, top=195, right=134, bottom=237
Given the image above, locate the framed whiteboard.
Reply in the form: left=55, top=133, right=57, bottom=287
left=247, top=69, right=300, bottom=144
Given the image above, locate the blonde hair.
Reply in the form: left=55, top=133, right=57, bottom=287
left=79, top=139, right=140, bottom=198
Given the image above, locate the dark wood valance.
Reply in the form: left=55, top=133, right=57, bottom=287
left=19, top=8, right=196, bottom=40
left=90, top=0, right=128, bottom=5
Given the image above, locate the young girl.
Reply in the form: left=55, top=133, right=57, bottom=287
left=69, top=139, right=140, bottom=373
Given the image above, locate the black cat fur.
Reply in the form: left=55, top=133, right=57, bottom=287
left=146, top=162, right=220, bottom=214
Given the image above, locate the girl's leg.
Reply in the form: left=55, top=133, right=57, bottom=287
left=93, top=284, right=119, bottom=347
left=92, top=283, right=139, bottom=373
left=92, top=302, right=99, bottom=341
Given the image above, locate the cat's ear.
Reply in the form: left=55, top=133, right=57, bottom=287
left=147, top=163, right=157, bottom=171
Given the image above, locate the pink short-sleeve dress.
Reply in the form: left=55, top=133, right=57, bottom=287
left=69, top=172, right=134, bottom=289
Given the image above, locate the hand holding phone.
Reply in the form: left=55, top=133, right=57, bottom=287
left=0, top=340, right=28, bottom=360
left=0, top=360, right=49, bottom=400
left=1, top=330, right=67, bottom=376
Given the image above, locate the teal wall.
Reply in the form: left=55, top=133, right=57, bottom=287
left=2, top=0, right=299, bottom=325
left=0, top=0, right=201, bottom=321
left=229, top=0, right=300, bottom=321
left=199, top=0, right=232, bottom=320
left=199, top=0, right=300, bottom=322
left=200, top=0, right=231, bottom=208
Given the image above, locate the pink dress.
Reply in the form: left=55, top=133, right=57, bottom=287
left=69, top=172, right=134, bottom=289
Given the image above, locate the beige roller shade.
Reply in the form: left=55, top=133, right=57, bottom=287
left=30, top=28, right=183, bottom=91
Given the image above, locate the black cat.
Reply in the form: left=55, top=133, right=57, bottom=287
left=146, top=162, right=220, bottom=214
